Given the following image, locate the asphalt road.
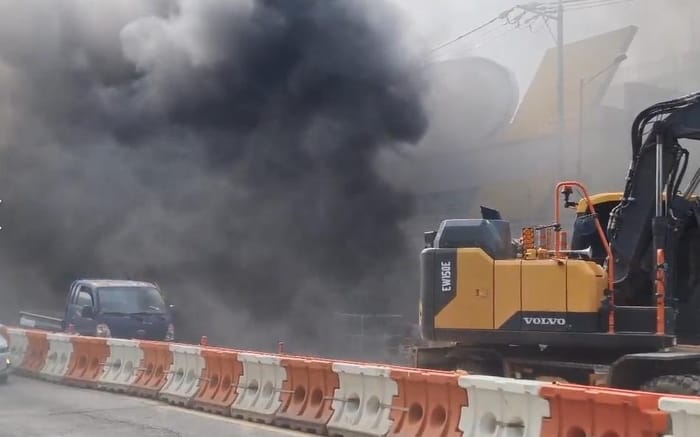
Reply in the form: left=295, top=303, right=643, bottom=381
left=0, top=375, right=313, bottom=437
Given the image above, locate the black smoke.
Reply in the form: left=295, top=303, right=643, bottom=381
left=0, top=0, right=428, bottom=354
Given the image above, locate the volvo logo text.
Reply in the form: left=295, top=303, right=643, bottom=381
left=523, top=317, right=566, bottom=326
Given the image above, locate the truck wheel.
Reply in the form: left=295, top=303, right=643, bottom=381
left=640, top=374, right=700, bottom=395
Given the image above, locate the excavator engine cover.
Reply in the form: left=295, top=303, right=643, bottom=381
left=420, top=219, right=610, bottom=345
left=420, top=219, right=511, bottom=340
left=432, top=219, right=512, bottom=257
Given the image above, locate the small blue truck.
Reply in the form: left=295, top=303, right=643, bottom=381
left=19, top=279, right=175, bottom=341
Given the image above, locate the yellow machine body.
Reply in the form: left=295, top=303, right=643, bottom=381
left=429, top=248, right=607, bottom=333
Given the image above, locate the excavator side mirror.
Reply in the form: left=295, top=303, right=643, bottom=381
left=561, top=186, right=578, bottom=209
left=424, top=231, right=437, bottom=248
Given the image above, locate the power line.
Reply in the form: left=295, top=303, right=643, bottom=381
left=427, top=11, right=512, bottom=55
left=428, top=0, right=633, bottom=55
left=471, top=23, right=535, bottom=49
left=539, top=0, right=635, bottom=12
left=551, top=0, right=631, bottom=5
left=559, top=0, right=634, bottom=11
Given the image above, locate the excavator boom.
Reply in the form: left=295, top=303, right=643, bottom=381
left=608, top=91, right=700, bottom=304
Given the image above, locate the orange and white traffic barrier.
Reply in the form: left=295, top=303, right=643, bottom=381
left=7, top=328, right=29, bottom=371
left=540, top=383, right=670, bottom=436
left=0, top=325, right=9, bottom=345
left=273, top=358, right=339, bottom=434
left=13, top=325, right=700, bottom=437
left=129, top=341, right=173, bottom=398
left=97, top=338, right=143, bottom=392
left=326, top=362, right=398, bottom=437
left=192, top=347, right=243, bottom=416
left=39, top=333, right=74, bottom=382
left=158, top=344, right=205, bottom=407
left=388, top=368, right=466, bottom=437
left=230, top=352, right=287, bottom=424
left=63, top=336, right=110, bottom=388
left=459, top=375, right=550, bottom=437
left=659, top=395, right=700, bottom=437
left=19, top=330, right=49, bottom=377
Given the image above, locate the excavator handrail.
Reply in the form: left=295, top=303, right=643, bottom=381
left=554, top=180, right=615, bottom=334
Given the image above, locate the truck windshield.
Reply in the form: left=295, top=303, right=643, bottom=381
left=96, top=286, right=166, bottom=315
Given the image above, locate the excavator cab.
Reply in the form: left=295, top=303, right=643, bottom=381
left=570, top=193, right=622, bottom=265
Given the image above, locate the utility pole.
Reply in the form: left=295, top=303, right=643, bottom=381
left=516, top=1, right=567, bottom=179
left=576, top=54, right=628, bottom=179
left=556, top=0, right=565, bottom=180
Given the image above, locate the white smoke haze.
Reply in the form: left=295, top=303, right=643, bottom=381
left=380, top=0, right=700, bottom=207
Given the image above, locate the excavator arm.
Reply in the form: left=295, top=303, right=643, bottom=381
left=607, top=91, right=700, bottom=305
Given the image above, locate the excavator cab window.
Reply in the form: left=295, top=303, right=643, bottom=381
left=571, top=200, right=619, bottom=265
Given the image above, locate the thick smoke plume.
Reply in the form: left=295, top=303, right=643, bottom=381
left=0, top=0, right=428, bottom=355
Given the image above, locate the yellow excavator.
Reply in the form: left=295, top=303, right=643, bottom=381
left=415, top=91, right=700, bottom=395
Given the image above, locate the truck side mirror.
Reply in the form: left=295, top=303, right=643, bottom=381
left=81, top=305, right=95, bottom=319
left=424, top=231, right=437, bottom=248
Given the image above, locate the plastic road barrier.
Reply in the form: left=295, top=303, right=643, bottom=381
left=459, top=374, right=550, bottom=437
left=273, top=358, right=339, bottom=434
left=389, top=368, right=467, bottom=437
left=0, top=325, right=9, bottom=344
left=39, top=333, right=74, bottom=382
left=98, top=338, right=144, bottom=392
left=63, top=336, right=110, bottom=388
left=230, top=352, right=287, bottom=424
left=129, top=341, right=173, bottom=398
left=158, top=344, right=206, bottom=407
left=326, top=363, right=399, bottom=437
left=7, top=328, right=29, bottom=373
left=540, top=383, right=670, bottom=437
left=659, top=395, right=700, bottom=437
left=192, top=347, right=243, bottom=415
left=20, top=330, right=49, bottom=377
left=12, top=326, right=700, bottom=437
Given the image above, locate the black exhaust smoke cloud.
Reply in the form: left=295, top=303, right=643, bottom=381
left=0, top=0, right=428, bottom=351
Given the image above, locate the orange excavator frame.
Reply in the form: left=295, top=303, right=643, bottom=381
left=554, top=181, right=616, bottom=334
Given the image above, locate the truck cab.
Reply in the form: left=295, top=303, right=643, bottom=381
left=63, top=279, right=175, bottom=341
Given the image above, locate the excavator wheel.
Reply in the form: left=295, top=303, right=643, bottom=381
left=453, top=358, right=504, bottom=377
left=453, top=361, right=487, bottom=375
left=640, top=374, right=700, bottom=396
